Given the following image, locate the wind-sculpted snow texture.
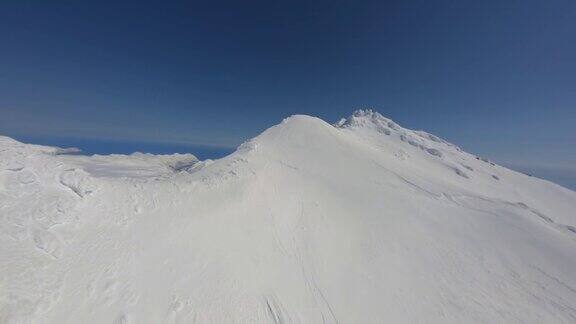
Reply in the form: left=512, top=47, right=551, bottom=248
left=1, top=110, right=576, bottom=323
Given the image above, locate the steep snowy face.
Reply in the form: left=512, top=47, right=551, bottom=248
left=334, top=110, right=576, bottom=221
left=336, top=109, right=453, bottom=147
left=1, top=113, right=576, bottom=324
left=335, top=109, right=460, bottom=159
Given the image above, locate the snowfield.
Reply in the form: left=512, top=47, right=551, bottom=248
left=1, top=110, right=576, bottom=323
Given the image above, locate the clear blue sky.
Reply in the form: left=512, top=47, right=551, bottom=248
left=1, top=1, right=575, bottom=188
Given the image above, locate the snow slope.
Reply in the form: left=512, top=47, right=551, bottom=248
left=1, top=110, right=575, bottom=323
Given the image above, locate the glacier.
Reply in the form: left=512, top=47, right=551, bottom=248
left=1, top=110, right=575, bottom=323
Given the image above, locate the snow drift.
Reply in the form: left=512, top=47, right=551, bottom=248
left=1, top=110, right=575, bottom=323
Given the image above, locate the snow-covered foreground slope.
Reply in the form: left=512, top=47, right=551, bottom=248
left=1, top=110, right=576, bottom=323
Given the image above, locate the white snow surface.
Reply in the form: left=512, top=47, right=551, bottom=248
left=1, top=110, right=576, bottom=323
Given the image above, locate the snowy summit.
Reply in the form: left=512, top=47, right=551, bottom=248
left=1, top=111, right=576, bottom=323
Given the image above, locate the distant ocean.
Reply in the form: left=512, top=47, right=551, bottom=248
left=9, top=135, right=235, bottom=161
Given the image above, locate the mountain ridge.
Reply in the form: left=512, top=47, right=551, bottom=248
left=1, top=111, right=575, bottom=323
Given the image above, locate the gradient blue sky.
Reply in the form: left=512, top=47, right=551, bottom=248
left=1, top=1, right=575, bottom=188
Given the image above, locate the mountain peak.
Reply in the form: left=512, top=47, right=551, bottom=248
left=334, top=109, right=401, bottom=133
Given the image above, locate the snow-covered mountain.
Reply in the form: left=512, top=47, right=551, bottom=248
left=1, top=110, right=575, bottom=323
